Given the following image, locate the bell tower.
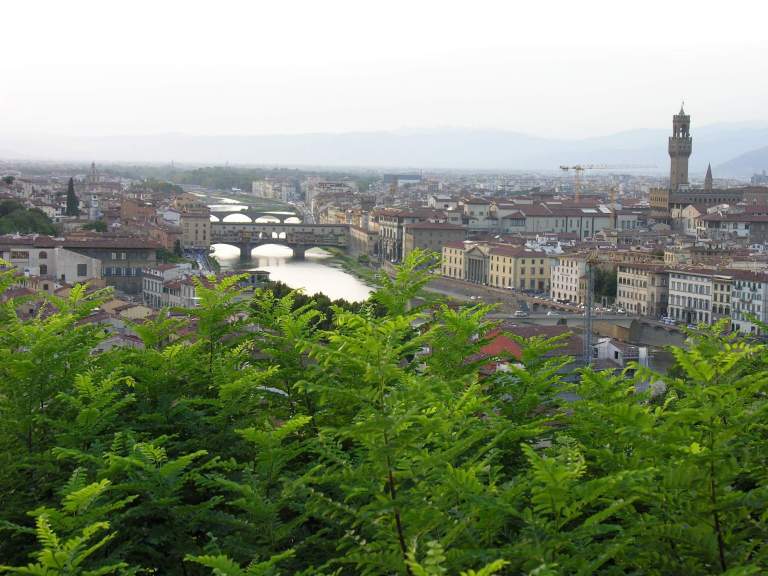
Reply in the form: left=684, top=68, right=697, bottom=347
left=668, top=103, right=692, bottom=192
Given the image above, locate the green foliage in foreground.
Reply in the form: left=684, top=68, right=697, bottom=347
left=1, top=250, right=767, bottom=574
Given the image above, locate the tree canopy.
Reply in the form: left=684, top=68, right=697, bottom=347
left=66, top=177, right=80, bottom=217
left=0, top=200, right=57, bottom=235
left=0, top=250, right=767, bottom=575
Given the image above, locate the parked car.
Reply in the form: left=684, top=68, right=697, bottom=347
left=546, top=311, right=560, bottom=316
left=616, top=308, right=627, bottom=314
left=513, top=310, right=529, bottom=318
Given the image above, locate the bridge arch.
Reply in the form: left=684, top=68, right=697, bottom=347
left=222, top=213, right=253, bottom=223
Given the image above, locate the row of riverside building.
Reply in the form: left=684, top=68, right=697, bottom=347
left=440, top=238, right=768, bottom=336
left=618, top=263, right=768, bottom=334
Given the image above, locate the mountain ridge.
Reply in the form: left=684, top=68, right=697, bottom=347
left=1, top=124, right=766, bottom=174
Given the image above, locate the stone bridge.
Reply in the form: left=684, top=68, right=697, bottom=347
left=210, top=222, right=349, bottom=259
left=209, top=208, right=300, bottom=223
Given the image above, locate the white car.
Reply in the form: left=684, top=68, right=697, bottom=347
left=546, top=311, right=560, bottom=316
left=513, top=310, right=529, bottom=318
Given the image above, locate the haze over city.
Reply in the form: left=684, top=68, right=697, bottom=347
left=2, top=0, right=768, bottom=168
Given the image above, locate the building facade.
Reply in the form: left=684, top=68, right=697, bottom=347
left=142, top=263, right=194, bottom=309
left=616, top=263, right=668, bottom=318
left=551, top=254, right=587, bottom=303
left=0, top=235, right=102, bottom=289
left=667, top=269, right=722, bottom=325
left=402, top=223, right=466, bottom=261
left=174, top=194, right=211, bottom=249
left=488, top=246, right=550, bottom=292
left=730, top=271, right=768, bottom=335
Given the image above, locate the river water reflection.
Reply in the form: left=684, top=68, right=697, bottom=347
left=211, top=243, right=372, bottom=302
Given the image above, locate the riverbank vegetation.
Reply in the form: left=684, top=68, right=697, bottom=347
left=1, top=251, right=767, bottom=574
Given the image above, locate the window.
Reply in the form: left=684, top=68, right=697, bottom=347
left=77, top=264, right=87, bottom=277
left=10, top=251, right=29, bottom=259
left=39, top=251, right=48, bottom=259
left=111, top=252, right=117, bottom=260
left=39, top=264, right=48, bottom=275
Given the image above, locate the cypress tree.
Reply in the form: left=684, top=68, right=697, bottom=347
left=65, top=177, right=80, bottom=216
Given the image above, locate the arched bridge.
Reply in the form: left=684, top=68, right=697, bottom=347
left=209, top=208, right=300, bottom=223
left=211, top=222, right=349, bottom=259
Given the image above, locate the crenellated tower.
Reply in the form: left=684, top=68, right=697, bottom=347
left=668, top=103, right=692, bottom=192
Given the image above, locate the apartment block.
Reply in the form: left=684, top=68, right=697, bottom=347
left=668, top=269, right=722, bottom=325
left=551, top=254, right=588, bottom=304
left=730, top=271, right=768, bottom=335
left=616, top=263, right=668, bottom=318
left=488, top=245, right=550, bottom=292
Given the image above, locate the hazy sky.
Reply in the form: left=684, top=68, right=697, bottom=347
left=2, top=0, right=767, bottom=139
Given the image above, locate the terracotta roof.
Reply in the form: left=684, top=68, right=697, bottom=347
left=490, top=244, right=547, bottom=258
left=701, top=213, right=768, bottom=222
left=0, top=234, right=59, bottom=248
left=0, top=233, right=161, bottom=250
left=63, top=237, right=162, bottom=249
left=404, top=223, right=465, bottom=230
left=1, top=286, right=36, bottom=301
left=721, top=269, right=768, bottom=283
left=617, top=262, right=667, bottom=273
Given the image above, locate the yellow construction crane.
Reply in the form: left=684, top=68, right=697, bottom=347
left=559, top=164, right=656, bottom=202
left=559, top=164, right=606, bottom=202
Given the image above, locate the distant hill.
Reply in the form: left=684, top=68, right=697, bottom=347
left=716, top=145, right=768, bottom=178
left=2, top=123, right=767, bottom=172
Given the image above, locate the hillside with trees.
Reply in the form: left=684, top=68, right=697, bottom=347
left=0, top=252, right=767, bottom=575
left=0, top=200, right=57, bottom=235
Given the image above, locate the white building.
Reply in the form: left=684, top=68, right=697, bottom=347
left=142, top=263, right=195, bottom=309
left=0, top=235, right=102, bottom=288
left=667, top=269, right=723, bottom=325
left=592, top=338, right=649, bottom=370
left=730, top=271, right=768, bottom=335
left=252, top=179, right=296, bottom=202
left=428, top=194, right=457, bottom=211
left=550, top=253, right=587, bottom=304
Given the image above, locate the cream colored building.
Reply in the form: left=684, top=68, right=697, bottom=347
left=441, top=242, right=468, bottom=280
left=712, top=276, right=732, bottom=322
left=441, top=241, right=491, bottom=284
left=616, top=263, right=669, bottom=318
left=488, top=245, right=551, bottom=292
left=551, top=253, right=588, bottom=304
left=441, top=241, right=551, bottom=292
left=173, top=194, right=211, bottom=249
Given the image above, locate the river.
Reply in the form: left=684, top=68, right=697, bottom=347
left=211, top=244, right=373, bottom=302
left=204, top=196, right=372, bottom=302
